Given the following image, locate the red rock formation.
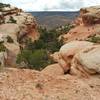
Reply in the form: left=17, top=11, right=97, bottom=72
left=0, top=4, right=39, bottom=66
left=0, top=4, right=39, bottom=41
left=61, top=6, right=100, bottom=43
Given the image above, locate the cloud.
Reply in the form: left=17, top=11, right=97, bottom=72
left=1, top=0, right=100, bottom=11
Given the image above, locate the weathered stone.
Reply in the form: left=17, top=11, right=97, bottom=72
left=71, top=45, right=100, bottom=77
left=0, top=3, right=39, bottom=66
left=61, top=5, right=100, bottom=43
left=41, top=63, right=64, bottom=77
left=0, top=52, right=7, bottom=70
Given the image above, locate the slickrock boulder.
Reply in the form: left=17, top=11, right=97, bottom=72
left=59, top=41, right=94, bottom=58
left=71, top=45, right=100, bottom=77
left=50, top=41, right=100, bottom=78
left=41, top=63, right=64, bottom=77
left=51, top=41, right=94, bottom=73
left=50, top=52, right=69, bottom=72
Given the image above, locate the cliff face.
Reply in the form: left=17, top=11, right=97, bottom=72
left=0, top=3, right=39, bottom=66
left=61, top=6, right=100, bottom=43
left=0, top=4, right=39, bottom=41
left=80, top=6, right=100, bottom=25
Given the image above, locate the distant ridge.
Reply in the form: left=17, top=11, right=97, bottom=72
left=29, top=11, right=79, bottom=19
left=30, top=11, right=79, bottom=29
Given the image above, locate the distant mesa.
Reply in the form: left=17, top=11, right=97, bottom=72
left=30, top=11, right=79, bottom=30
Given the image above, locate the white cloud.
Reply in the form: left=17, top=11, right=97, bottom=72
left=1, top=0, right=100, bottom=11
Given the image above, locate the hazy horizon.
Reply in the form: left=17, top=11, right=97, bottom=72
left=0, top=0, right=100, bottom=11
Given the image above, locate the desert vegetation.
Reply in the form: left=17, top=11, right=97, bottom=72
left=7, top=16, right=17, bottom=23
left=6, top=36, right=14, bottom=43
left=16, top=24, right=73, bottom=70
left=0, top=42, right=7, bottom=52
left=86, top=35, right=100, bottom=43
left=0, top=3, right=10, bottom=9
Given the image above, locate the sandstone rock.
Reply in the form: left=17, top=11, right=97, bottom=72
left=0, top=52, right=7, bottom=70
left=62, top=24, right=100, bottom=42
left=41, top=63, right=64, bottom=77
left=0, top=34, right=8, bottom=42
left=80, top=6, right=100, bottom=25
left=0, top=4, right=39, bottom=66
left=70, top=45, right=100, bottom=77
left=50, top=52, right=69, bottom=72
left=60, top=41, right=94, bottom=56
left=0, top=68, right=100, bottom=100
left=82, top=13, right=96, bottom=25
left=60, top=41, right=94, bottom=71
left=61, top=5, right=100, bottom=43
left=51, top=41, right=94, bottom=73
left=0, top=24, right=20, bottom=42
left=0, top=3, right=39, bottom=42
left=0, top=24, right=20, bottom=66
left=50, top=52, right=60, bottom=62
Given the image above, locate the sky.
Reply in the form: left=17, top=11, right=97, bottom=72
left=1, top=0, right=100, bottom=11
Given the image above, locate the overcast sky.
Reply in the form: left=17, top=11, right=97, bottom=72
left=1, top=0, right=100, bottom=11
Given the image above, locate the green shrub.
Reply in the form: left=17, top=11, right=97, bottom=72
left=56, top=24, right=75, bottom=34
left=16, top=49, right=53, bottom=70
left=0, top=3, right=11, bottom=14
left=0, top=43, right=7, bottom=52
left=24, top=38, right=45, bottom=50
left=8, top=16, right=16, bottom=23
left=23, top=28, right=63, bottom=53
left=0, top=3, right=10, bottom=9
left=38, top=27, right=63, bottom=52
left=7, top=36, right=14, bottom=43
left=16, top=25, right=73, bottom=70
left=33, top=39, right=46, bottom=49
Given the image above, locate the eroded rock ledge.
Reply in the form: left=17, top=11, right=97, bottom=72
left=61, top=5, right=100, bottom=43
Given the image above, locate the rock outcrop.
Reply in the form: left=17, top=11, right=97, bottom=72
left=41, top=63, right=64, bottom=77
left=55, top=5, right=100, bottom=77
left=0, top=40, right=100, bottom=99
left=71, top=45, right=100, bottom=76
left=61, top=5, right=100, bottom=43
left=0, top=4, right=39, bottom=41
left=0, top=3, right=39, bottom=66
left=80, top=6, right=100, bottom=25
left=51, top=41, right=94, bottom=73
left=48, top=40, right=100, bottom=78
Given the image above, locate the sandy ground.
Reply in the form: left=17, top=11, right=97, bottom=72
left=0, top=68, right=100, bottom=100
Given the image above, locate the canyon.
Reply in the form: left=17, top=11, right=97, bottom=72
left=0, top=3, right=100, bottom=100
